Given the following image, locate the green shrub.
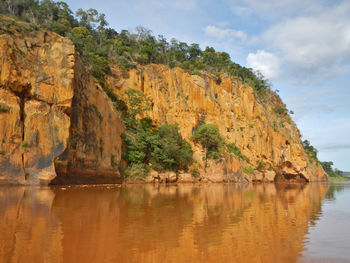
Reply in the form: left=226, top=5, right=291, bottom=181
left=122, top=123, right=193, bottom=173
left=121, top=90, right=193, bottom=174
left=215, top=74, right=222, bottom=85
left=273, top=104, right=288, bottom=116
left=227, top=142, right=249, bottom=162
left=321, top=161, right=343, bottom=178
left=110, top=154, right=117, bottom=167
left=21, top=141, right=28, bottom=152
left=0, top=150, right=5, bottom=155
left=191, top=168, right=199, bottom=177
left=192, top=124, right=224, bottom=167
left=243, top=167, right=254, bottom=174
left=123, top=163, right=150, bottom=179
left=256, top=160, right=266, bottom=171
left=302, top=140, right=318, bottom=162
left=0, top=103, right=10, bottom=113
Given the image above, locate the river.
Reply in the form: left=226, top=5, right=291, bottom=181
left=0, top=182, right=349, bottom=263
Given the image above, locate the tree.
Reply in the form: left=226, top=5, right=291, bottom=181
left=152, top=124, right=193, bottom=171
left=321, top=161, right=343, bottom=177
left=192, top=124, right=224, bottom=168
left=302, top=140, right=318, bottom=161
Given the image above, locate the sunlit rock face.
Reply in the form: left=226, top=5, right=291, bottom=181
left=0, top=183, right=329, bottom=262
left=0, top=19, right=123, bottom=185
left=109, top=64, right=327, bottom=182
left=0, top=17, right=325, bottom=184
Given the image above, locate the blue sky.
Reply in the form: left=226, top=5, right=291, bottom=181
left=65, top=0, right=350, bottom=171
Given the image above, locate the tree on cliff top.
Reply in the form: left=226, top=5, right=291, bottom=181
left=0, top=0, right=271, bottom=96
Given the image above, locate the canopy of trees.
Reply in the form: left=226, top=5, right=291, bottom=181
left=321, top=161, right=343, bottom=178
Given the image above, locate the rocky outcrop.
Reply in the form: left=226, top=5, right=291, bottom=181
left=109, top=65, right=327, bottom=182
left=0, top=17, right=326, bottom=184
left=0, top=19, right=123, bottom=185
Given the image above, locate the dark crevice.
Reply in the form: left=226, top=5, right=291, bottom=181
left=13, top=86, right=31, bottom=181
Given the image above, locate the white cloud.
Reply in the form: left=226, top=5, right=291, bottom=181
left=262, top=1, right=350, bottom=83
left=246, top=50, right=280, bottom=80
left=228, top=0, right=323, bottom=19
left=204, top=25, right=247, bottom=42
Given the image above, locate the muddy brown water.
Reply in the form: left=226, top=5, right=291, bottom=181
left=0, top=182, right=349, bottom=263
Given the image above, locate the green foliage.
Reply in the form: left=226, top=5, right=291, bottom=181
left=110, top=154, right=117, bottom=167
left=123, top=123, right=193, bottom=173
left=121, top=89, right=193, bottom=174
left=151, top=124, right=193, bottom=171
left=92, top=104, right=103, bottom=121
left=124, top=88, right=152, bottom=119
left=215, top=74, right=222, bottom=85
left=302, top=140, right=318, bottom=162
left=192, top=124, right=224, bottom=166
left=226, top=142, right=249, bottom=162
left=21, top=140, right=28, bottom=152
left=0, top=150, right=5, bottom=155
left=191, top=168, right=199, bottom=177
left=273, top=104, right=288, bottom=116
left=0, top=103, right=10, bottom=113
left=86, top=52, right=110, bottom=79
left=256, top=160, right=266, bottom=171
left=321, top=161, right=343, bottom=178
left=243, top=167, right=254, bottom=174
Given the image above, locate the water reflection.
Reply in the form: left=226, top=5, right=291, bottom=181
left=0, top=183, right=329, bottom=263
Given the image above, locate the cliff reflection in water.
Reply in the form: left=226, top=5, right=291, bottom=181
left=0, top=183, right=328, bottom=263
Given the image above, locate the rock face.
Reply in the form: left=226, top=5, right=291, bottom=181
left=0, top=19, right=123, bottom=185
left=0, top=18, right=326, bottom=184
left=109, top=64, right=327, bottom=182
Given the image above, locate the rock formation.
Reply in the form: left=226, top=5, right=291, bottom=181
left=0, top=17, right=326, bottom=184
left=0, top=18, right=123, bottom=185
left=109, top=65, right=326, bottom=182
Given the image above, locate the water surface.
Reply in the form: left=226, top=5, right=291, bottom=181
left=0, top=183, right=349, bottom=263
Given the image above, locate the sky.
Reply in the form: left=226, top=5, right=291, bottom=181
left=65, top=0, right=350, bottom=171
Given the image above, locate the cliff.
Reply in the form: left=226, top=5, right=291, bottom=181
left=109, top=65, right=327, bottom=183
left=0, top=17, right=326, bottom=184
left=0, top=17, right=123, bottom=185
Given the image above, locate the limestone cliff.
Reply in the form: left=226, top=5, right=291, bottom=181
left=0, top=17, right=123, bottom=185
left=108, top=65, right=327, bottom=182
left=0, top=17, right=326, bottom=184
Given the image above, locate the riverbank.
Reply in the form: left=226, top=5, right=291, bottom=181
left=328, top=176, right=350, bottom=182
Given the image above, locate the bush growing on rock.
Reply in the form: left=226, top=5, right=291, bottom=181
left=121, top=89, right=193, bottom=175
left=192, top=124, right=224, bottom=167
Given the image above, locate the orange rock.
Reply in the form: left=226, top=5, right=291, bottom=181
left=0, top=23, right=123, bottom=185
left=108, top=64, right=327, bottom=182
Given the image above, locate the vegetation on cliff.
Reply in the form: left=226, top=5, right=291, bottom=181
left=0, top=1, right=336, bottom=181
left=121, top=89, right=193, bottom=176
left=321, top=161, right=344, bottom=178
left=0, top=0, right=270, bottom=96
left=192, top=124, right=225, bottom=167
